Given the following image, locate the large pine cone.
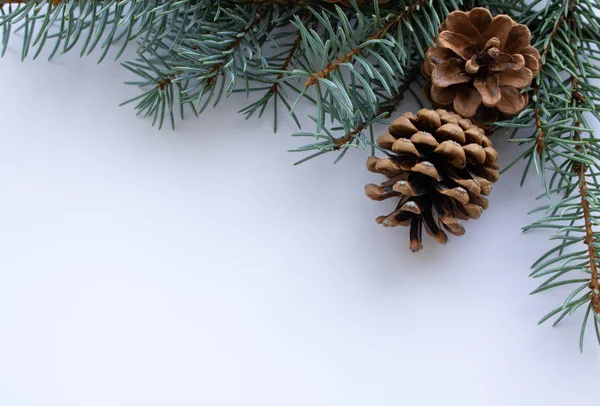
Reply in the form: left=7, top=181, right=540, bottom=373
left=422, top=8, right=541, bottom=122
left=365, top=109, right=499, bottom=252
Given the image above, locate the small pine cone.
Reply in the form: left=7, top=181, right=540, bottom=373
left=422, top=8, right=541, bottom=123
left=365, top=108, right=499, bottom=252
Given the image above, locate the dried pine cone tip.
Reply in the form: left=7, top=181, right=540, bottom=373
left=423, top=8, right=541, bottom=120
left=365, top=109, right=498, bottom=253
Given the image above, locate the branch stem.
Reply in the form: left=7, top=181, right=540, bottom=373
left=570, top=68, right=599, bottom=315
left=269, top=27, right=304, bottom=95
left=563, top=0, right=599, bottom=314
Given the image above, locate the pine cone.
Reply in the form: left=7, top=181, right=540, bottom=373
left=365, top=109, right=499, bottom=252
left=422, top=8, right=541, bottom=122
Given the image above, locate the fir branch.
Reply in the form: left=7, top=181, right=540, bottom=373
left=303, top=0, right=428, bottom=87
left=332, top=63, right=419, bottom=150
left=1, top=0, right=456, bottom=137
left=198, top=4, right=272, bottom=87
left=237, top=11, right=316, bottom=131
left=0, top=0, right=203, bottom=61
left=290, top=59, right=422, bottom=163
left=500, top=0, right=600, bottom=349
left=286, top=0, right=458, bottom=162
left=121, top=2, right=282, bottom=128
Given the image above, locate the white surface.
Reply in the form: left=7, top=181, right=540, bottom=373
left=0, top=40, right=599, bottom=406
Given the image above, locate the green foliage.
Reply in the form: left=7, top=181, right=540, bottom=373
left=0, top=0, right=462, bottom=135
left=2, top=0, right=600, bottom=349
left=0, top=1, right=204, bottom=61
left=284, top=0, right=454, bottom=163
left=497, top=0, right=600, bottom=350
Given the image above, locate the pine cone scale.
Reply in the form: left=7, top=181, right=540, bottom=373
left=453, top=87, right=482, bottom=118
left=522, top=54, right=539, bottom=74
left=432, top=62, right=471, bottom=87
left=498, top=67, right=533, bottom=88
left=411, top=131, right=439, bottom=148
left=489, top=54, right=524, bottom=72
left=438, top=31, right=478, bottom=60
left=496, top=86, right=528, bottom=115
left=389, top=117, right=418, bottom=136
left=445, top=11, right=482, bottom=41
left=504, top=25, right=531, bottom=54
left=467, top=8, right=493, bottom=35
left=437, top=123, right=466, bottom=143
left=482, top=15, right=514, bottom=48
left=474, top=75, right=501, bottom=107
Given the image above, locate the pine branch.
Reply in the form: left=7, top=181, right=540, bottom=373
left=500, top=0, right=600, bottom=349
left=199, top=4, right=272, bottom=87
left=303, top=0, right=428, bottom=86
left=120, top=2, right=282, bottom=128
left=237, top=13, right=314, bottom=131
left=285, top=0, right=459, bottom=162
left=1, top=0, right=457, bottom=138
left=290, top=60, right=422, bottom=164
left=332, top=63, right=419, bottom=150
left=568, top=33, right=600, bottom=316
left=0, top=0, right=203, bottom=61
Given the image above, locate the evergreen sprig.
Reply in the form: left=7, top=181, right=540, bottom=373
left=0, top=0, right=204, bottom=61
left=498, top=0, right=600, bottom=350
left=284, top=0, right=455, bottom=163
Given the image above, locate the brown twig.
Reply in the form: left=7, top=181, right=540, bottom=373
left=577, top=156, right=600, bottom=313
left=268, top=29, right=304, bottom=95
left=570, top=77, right=599, bottom=314
left=564, top=0, right=599, bottom=314
left=572, top=117, right=600, bottom=314
left=304, top=0, right=429, bottom=87
left=157, top=77, right=172, bottom=90
left=534, top=88, right=545, bottom=154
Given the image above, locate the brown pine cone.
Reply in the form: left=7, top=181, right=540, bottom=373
left=422, top=8, right=541, bottom=123
left=365, top=108, right=499, bottom=252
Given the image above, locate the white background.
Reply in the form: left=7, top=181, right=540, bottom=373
left=0, top=31, right=599, bottom=406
